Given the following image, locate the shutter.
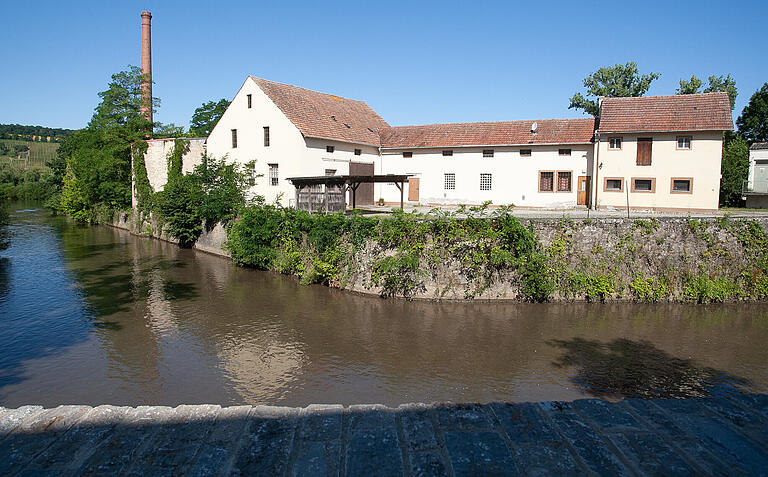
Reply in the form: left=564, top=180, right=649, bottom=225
left=637, top=138, right=652, bottom=166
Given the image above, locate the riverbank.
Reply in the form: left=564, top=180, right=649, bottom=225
left=2, top=394, right=766, bottom=475
left=111, top=207, right=768, bottom=303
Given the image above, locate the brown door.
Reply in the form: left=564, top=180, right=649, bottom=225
left=636, top=138, right=652, bottom=166
left=577, top=176, right=590, bottom=205
left=408, top=178, right=420, bottom=201
left=349, top=162, right=374, bottom=205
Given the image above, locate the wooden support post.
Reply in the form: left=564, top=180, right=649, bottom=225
left=324, top=184, right=329, bottom=213
left=400, top=180, right=404, bottom=210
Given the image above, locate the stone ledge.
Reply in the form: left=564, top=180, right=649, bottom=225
left=2, top=394, right=767, bottom=476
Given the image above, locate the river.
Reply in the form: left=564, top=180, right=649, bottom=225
left=1, top=204, right=767, bottom=408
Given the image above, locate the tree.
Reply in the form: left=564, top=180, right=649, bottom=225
left=719, top=136, right=749, bottom=207
left=737, top=83, right=768, bottom=143
left=189, top=99, right=230, bottom=137
left=705, top=75, right=738, bottom=111
left=676, top=75, right=703, bottom=95
left=569, top=62, right=660, bottom=116
left=154, top=123, right=186, bottom=138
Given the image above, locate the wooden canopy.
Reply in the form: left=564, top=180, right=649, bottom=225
left=287, top=174, right=411, bottom=212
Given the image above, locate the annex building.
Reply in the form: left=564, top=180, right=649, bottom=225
left=140, top=76, right=734, bottom=212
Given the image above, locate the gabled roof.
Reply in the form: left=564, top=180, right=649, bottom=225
left=379, top=118, right=596, bottom=149
left=597, top=92, right=733, bottom=133
left=251, top=77, right=389, bottom=146
left=751, top=142, right=768, bottom=150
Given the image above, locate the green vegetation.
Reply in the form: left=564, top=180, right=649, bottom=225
left=676, top=74, right=737, bottom=110
left=0, top=123, right=73, bottom=142
left=737, top=83, right=768, bottom=143
left=189, top=99, right=230, bottom=137
left=568, top=62, right=660, bottom=116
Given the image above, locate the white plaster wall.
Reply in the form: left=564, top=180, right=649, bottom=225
left=748, top=148, right=768, bottom=193
left=594, top=132, right=722, bottom=210
left=206, top=77, right=379, bottom=206
left=141, top=138, right=206, bottom=192
left=377, top=146, right=592, bottom=207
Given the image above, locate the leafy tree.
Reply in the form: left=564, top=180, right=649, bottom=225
left=737, top=83, right=768, bottom=143
left=676, top=75, right=703, bottom=95
left=189, top=99, right=230, bottom=137
left=569, top=62, right=660, bottom=116
left=154, top=123, right=186, bottom=138
left=676, top=74, right=737, bottom=110
left=156, top=174, right=203, bottom=247
left=705, top=75, right=738, bottom=111
left=720, top=136, right=749, bottom=207
left=57, top=66, right=158, bottom=221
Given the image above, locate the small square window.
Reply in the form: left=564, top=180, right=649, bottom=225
left=483, top=149, right=494, bottom=158
left=557, top=171, right=572, bottom=192
left=605, top=178, right=623, bottom=191
left=480, top=173, right=492, bottom=191
left=268, top=164, right=278, bottom=186
left=402, top=152, right=413, bottom=158
left=609, top=138, right=622, bottom=150
left=247, top=94, right=252, bottom=109
left=520, top=149, right=532, bottom=156
left=671, top=178, right=692, bottom=193
left=539, top=171, right=554, bottom=192
left=326, top=145, right=335, bottom=153
left=677, top=136, right=692, bottom=150
left=231, top=129, right=237, bottom=149
left=442, top=150, right=453, bottom=156
left=354, top=148, right=361, bottom=156
left=632, top=178, right=655, bottom=192
left=444, top=173, right=456, bottom=190
left=325, top=169, right=337, bottom=176
left=559, top=149, right=571, bottom=156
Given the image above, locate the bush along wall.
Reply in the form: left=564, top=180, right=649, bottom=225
left=223, top=205, right=768, bottom=303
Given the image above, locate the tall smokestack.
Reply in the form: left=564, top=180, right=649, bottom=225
left=141, top=11, right=152, bottom=125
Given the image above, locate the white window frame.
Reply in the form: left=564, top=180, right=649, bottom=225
left=268, top=163, right=279, bottom=186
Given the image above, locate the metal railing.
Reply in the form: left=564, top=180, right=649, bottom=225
left=743, top=180, right=768, bottom=194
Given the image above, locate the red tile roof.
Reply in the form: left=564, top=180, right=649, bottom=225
left=598, top=92, right=733, bottom=133
left=251, top=77, right=389, bottom=146
left=379, top=118, right=596, bottom=149
left=751, top=142, right=768, bottom=150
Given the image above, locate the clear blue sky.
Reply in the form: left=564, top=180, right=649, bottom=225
left=1, top=0, right=766, bottom=130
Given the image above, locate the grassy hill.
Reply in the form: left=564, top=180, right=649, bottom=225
left=0, top=139, right=58, bottom=171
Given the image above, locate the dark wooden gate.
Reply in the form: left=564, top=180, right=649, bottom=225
left=349, top=162, right=374, bottom=205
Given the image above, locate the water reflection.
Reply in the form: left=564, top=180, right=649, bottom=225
left=1, top=205, right=768, bottom=407
left=549, top=338, right=749, bottom=399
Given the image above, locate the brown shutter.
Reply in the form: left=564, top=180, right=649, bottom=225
left=636, top=138, right=652, bottom=166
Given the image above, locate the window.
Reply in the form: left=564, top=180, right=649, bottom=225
left=231, top=129, right=237, bottom=149
left=483, top=149, right=494, bottom=158
left=354, top=148, right=361, bottom=156
left=609, top=137, right=622, bottom=150
left=539, top=171, right=554, bottom=192
left=559, top=149, right=571, bottom=156
left=325, top=169, right=337, bottom=176
left=268, top=164, right=278, bottom=186
left=263, top=126, right=270, bottom=146
left=246, top=162, right=256, bottom=186
left=247, top=94, right=252, bottom=108
left=631, top=178, right=655, bottom=193
left=677, top=136, right=692, bottom=150
left=403, top=152, right=413, bottom=158
left=326, top=145, right=335, bottom=153
left=442, top=150, right=453, bottom=156
left=671, top=178, right=693, bottom=193
left=636, top=138, right=652, bottom=166
left=444, top=173, right=456, bottom=190
left=520, top=149, right=532, bottom=156
left=557, top=171, right=572, bottom=192
left=604, top=178, right=623, bottom=192
left=480, top=173, right=492, bottom=191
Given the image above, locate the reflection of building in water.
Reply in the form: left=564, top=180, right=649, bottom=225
left=217, top=336, right=305, bottom=403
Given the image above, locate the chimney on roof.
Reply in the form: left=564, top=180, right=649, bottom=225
left=530, top=122, right=538, bottom=135
left=141, top=11, right=153, bottom=125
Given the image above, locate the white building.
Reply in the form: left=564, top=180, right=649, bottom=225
left=745, top=142, right=768, bottom=208
left=140, top=77, right=733, bottom=212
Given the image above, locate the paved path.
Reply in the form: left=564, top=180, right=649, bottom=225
left=1, top=394, right=767, bottom=476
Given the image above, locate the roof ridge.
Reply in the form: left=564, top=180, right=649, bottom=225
left=384, top=118, right=595, bottom=129
left=602, top=91, right=729, bottom=101
left=249, top=76, right=369, bottom=104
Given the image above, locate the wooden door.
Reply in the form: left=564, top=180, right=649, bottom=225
left=349, top=162, right=374, bottom=205
left=408, top=178, right=420, bottom=201
left=636, top=138, right=652, bottom=166
left=577, top=176, right=590, bottom=205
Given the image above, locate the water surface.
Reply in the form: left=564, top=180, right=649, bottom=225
left=1, top=205, right=767, bottom=407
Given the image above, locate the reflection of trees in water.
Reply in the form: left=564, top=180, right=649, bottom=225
left=549, top=337, right=749, bottom=399
left=0, top=258, right=9, bottom=300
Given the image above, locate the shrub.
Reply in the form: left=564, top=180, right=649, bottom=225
left=682, top=274, right=739, bottom=303
left=156, top=175, right=203, bottom=247
left=568, top=271, right=616, bottom=302
left=518, top=253, right=556, bottom=302
left=371, top=250, right=423, bottom=299
left=629, top=275, right=670, bottom=302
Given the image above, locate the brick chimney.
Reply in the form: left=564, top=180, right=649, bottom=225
left=140, top=11, right=152, bottom=124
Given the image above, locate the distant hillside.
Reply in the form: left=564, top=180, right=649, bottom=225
left=0, top=123, right=74, bottom=142
left=0, top=139, right=58, bottom=171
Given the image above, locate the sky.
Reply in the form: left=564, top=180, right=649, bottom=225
left=1, top=0, right=766, bottom=131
